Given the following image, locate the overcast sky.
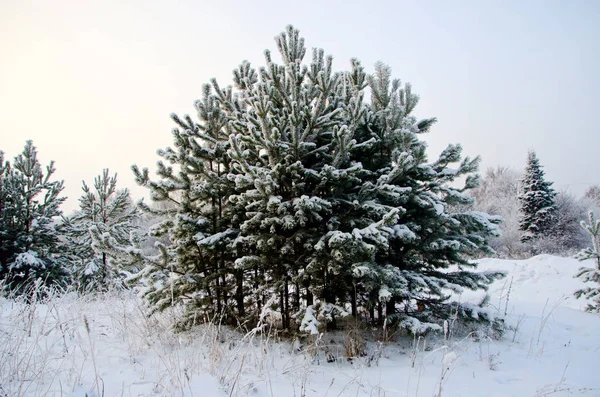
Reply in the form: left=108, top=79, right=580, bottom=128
left=1, top=0, right=599, bottom=213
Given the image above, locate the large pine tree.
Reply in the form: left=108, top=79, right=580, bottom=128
left=519, top=151, right=557, bottom=242
left=108, top=26, right=504, bottom=333
left=62, top=169, right=139, bottom=292
left=0, top=141, right=68, bottom=295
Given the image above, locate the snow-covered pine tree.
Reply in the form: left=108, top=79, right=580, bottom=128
left=346, top=63, right=505, bottom=331
left=574, top=211, right=600, bottom=311
left=0, top=141, right=68, bottom=295
left=0, top=151, right=14, bottom=276
left=111, top=26, right=504, bottom=333
left=0, top=151, right=11, bottom=269
left=123, top=87, right=241, bottom=329
left=519, top=151, right=557, bottom=242
left=62, top=169, right=139, bottom=292
left=222, top=28, right=503, bottom=332
left=224, top=30, right=377, bottom=329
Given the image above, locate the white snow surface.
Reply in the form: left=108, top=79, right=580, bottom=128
left=1, top=255, right=599, bottom=396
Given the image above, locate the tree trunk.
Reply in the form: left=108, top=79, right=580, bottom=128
left=221, top=273, right=228, bottom=316
left=215, top=267, right=222, bottom=315
left=235, top=269, right=245, bottom=318
left=386, top=297, right=396, bottom=318
left=351, top=284, right=357, bottom=317
left=294, top=281, right=300, bottom=313
left=284, top=277, right=290, bottom=329
left=255, top=267, right=262, bottom=314
left=279, top=288, right=285, bottom=330
left=305, top=276, right=313, bottom=306
left=101, top=252, right=107, bottom=288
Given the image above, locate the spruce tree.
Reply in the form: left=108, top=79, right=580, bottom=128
left=574, top=211, right=600, bottom=312
left=519, top=151, right=557, bottom=242
left=109, top=26, right=504, bottom=333
left=62, top=169, right=139, bottom=291
left=0, top=141, right=68, bottom=295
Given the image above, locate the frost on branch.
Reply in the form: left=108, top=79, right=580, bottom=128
left=574, top=211, right=600, bottom=312
left=297, top=302, right=350, bottom=335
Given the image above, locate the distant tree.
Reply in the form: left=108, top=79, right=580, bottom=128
left=132, top=201, right=174, bottom=257
left=550, top=192, right=589, bottom=251
left=0, top=141, right=69, bottom=295
left=473, top=165, right=589, bottom=256
left=584, top=185, right=600, bottom=207
left=472, top=166, right=523, bottom=256
left=473, top=167, right=521, bottom=214
left=574, top=211, right=600, bottom=312
left=519, top=151, right=557, bottom=243
left=62, top=169, right=139, bottom=292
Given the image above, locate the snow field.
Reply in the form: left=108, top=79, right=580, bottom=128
left=1, top=255, right=598, bottom=396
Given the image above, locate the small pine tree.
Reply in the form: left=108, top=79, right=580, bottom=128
left=0, top=141, right=68, bottom=295
left=574, top=211, right=600, bottom=312
left=0, top=151, right=11, bottom=270
left=518, top=151, right=557, bottom=242
left=62, top=169, right=139, bottom=292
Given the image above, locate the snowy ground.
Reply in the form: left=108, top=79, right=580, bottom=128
left=1, top=255, right=599, bottom=397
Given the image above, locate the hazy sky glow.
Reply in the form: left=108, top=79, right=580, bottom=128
left=1, top=0, right=599, bottom=213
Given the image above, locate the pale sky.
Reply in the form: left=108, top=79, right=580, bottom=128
left=1, top=0, right=599, bottom=214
